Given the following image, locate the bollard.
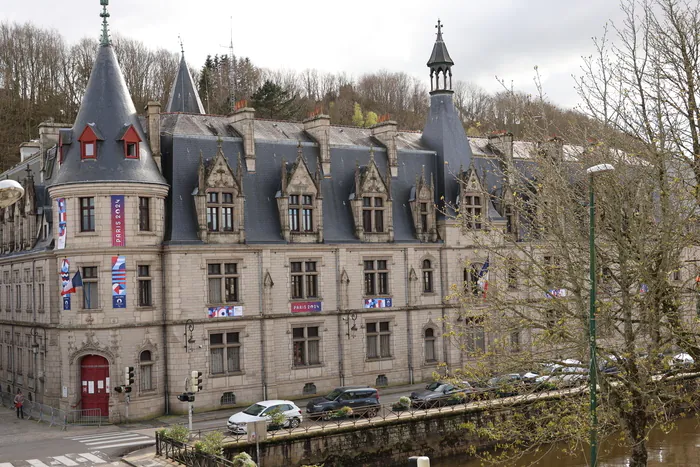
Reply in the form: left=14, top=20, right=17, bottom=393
left=408, top=456, right=430, bottom=467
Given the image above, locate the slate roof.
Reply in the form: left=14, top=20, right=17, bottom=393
left=51, top=44, right=167, bottom=187
left=427, top=22, right=454, bottom=68
left=166, top=54, right=205, bottom=114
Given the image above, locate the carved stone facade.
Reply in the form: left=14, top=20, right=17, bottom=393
left=351, top=150, right=394, bottom=243
left=276, top=144, right=324, bottom=243
left=194, top=142, right=245, bottom=244
left=410, top=170, right=438, bottom=242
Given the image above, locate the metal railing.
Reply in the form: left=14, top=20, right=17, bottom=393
left=1, top=392, right=103, bottom=429
left=157, top=431, right=235, bottom=467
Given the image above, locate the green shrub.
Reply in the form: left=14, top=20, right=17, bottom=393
left=197, top=431, right=224, bottom=456
left=266, top=407, right=287, bottom=427
left=162, top=424, right=189, bottom=443
left=232, top=452, right=257, bottom=467
left=333, top=406, right=353, bottom=418
left=398, top=396, right=411, bottom=406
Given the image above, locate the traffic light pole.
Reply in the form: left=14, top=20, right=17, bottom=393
left=188, top=400, right=193, bottom=431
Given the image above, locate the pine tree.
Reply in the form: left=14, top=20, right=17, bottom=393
left=250, top=80, right=298, bottom=119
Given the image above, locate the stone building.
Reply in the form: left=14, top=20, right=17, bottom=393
left=0, top=7, right=549, bottom=421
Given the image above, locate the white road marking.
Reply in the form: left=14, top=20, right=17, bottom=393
left=27, top=460, right=50, bottom=467
left=81, top=439, right=154, bottom=450
left=84, top=435, right=150, bottom=446
left=67, top=433, right=128, bottom=441
left=75, top=453, right=105, bottom=464
left=53, top=456, right=79, bottom=466
left=0, top=463, right=14, bottom=467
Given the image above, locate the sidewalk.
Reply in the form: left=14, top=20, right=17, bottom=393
left=121, top=381, right=427, bottom=466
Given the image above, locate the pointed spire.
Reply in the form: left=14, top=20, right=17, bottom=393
left=166, top=39, right=205, bottom=114
left=99, top=0, right=111, bottom=46
left=51, top=2, right=166, bottom=188
left=427, top=19, right=454, bottom=92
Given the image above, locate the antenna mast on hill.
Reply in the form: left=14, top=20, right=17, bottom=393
left=226, top=16, right=236, bottom=113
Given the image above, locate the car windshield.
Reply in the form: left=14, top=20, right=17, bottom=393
left=324, top=389, right=343, bottom=401
left=242, top=404, right=266, bottom=416
left=426, top=382, right=442, bottom=391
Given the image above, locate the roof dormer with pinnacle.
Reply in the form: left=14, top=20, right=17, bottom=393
left=50, top=0, right=167, bottom=188
left=427, top=19, right=454, bottom=93
left=166, top=39, right=205, bottom=114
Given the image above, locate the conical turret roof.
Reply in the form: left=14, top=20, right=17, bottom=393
left=167, top=53, right=205, bottom=114
left=51, top=42, right=167, bottom=187
left=427, top=20, right=454, bottom=68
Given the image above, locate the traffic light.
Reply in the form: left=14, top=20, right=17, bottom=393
left=114, top=386, right=124, bottom=393
left=188, top=393, right=196, bottom=402
left=125, top=366, right=135, bottom=387
left=124, top=386, right=132, bottom=393
left=191, top=370, right=203, bottom=392
left=177, top=392, right=189, bottom=402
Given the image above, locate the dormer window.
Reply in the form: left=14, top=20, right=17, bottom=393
left=410, top=171, right=437, bottom=242
left=289, top=195, right=314, bottom=232
left=464, top=195, right=482, bottom=229
left=420, top=203, right=428, bottom=232
left=363, top=197, right=385, bottom=233
left=207, top=190, right=234, bottom=232
left=277, top=143, right=323, bottom=243
left=118, top=125, right=142, bottom=159
left=78, top=124, right=101, bottom=161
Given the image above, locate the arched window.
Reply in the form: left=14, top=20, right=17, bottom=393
left=139, top=350, right=154, bottom=391
left=422, top=259, right=434, bottom=293
left=424, top=328, right=436, bottom=363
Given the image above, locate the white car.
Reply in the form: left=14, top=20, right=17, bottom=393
left=227, top=400, right=303, bottom=434
left=535, top=359, right=588, bottom=389
left=671, top=353, right=694, bottom=367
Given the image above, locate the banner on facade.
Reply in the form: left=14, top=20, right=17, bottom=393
left=363, top=298, right=392, bottom=309
left=291, top=301, right=322, bottom=313
left=207, top=306, right=244, bottom=318
left=60, top=258, right=71, bottom=310
left=112, top=256, right=126, bottom=308
left=111, top=195, right=125, bottom=247
left=57, top=198, right=67, bottom=250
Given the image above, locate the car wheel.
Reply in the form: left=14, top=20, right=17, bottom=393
left=321, top=411, right=332, bottom=421
left=289, top=417, right=301, bottom=428
left=365, top=407, right=378, bottom=418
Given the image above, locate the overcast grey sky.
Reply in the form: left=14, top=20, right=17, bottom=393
left=1, top=0, right=627, bottom=109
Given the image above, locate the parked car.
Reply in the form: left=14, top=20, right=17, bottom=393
left=483, top=373, right=527, bottom=397
left=671, top=352, right=694, bottom=368
left=409, top=381, right=480, bottom=408
left=227, top=400, right=302, bottom=434
left=306, top=386, right=380, bottom=420
left=534, top=359, right=588, bottom=390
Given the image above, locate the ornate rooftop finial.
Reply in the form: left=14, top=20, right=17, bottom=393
left=369, top=146, right=375, bottom=164
left=427, top=19, right=454, bottom=92
left=99, top=0, right=111, bottom=46
left=436, top=19, right=443, bottom=40
left=178, top=34, right=184, bottom=56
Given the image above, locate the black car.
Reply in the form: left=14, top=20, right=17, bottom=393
left=409, top=381, right=477, bottom=408
left=306, top=386, right=380, bottom=419
left=483, top=373, right=526, bottom=397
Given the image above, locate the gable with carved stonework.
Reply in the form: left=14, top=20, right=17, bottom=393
left=350, top=151, right=394, bottom=242
left=277, top=145, right=323, bottom=243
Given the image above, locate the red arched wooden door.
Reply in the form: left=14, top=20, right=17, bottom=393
left=80, top=355, right=110, bottom=415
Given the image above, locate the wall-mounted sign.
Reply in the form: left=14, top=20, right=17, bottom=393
left=291, top=301, right=323, bottom=313
left=208, top=306, right=244, bottom=318
left=112, top=256, right=126, bottom=308
left=111, top=195, right=125, bottom=247
left=57, top=198, right=67, bottom=250
left=363, top=298, right=392, bottom=309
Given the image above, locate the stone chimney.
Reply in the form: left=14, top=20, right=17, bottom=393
left=228, top=107, right=256, bottom=172
left=543, top=135, right=564, bottom=162
left=303, top=115, right=331, bottom=176
left=488, top=131, right=515, bottom=185
left=371, top=121, right=398, bottom=177
left=145, top=101, right=162, bottom=171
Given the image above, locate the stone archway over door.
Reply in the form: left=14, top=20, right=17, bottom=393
left=80, top=355, right=110, bottom=415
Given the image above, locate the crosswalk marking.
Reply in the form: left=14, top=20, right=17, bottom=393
left=52, top=457, right=78, bottom=466
left=73, top=454, right=104, bottom=464
left=66, top=431, right=153, bottom=450
left=0, top=452, right=111, bottom=467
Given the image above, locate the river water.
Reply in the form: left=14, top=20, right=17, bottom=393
left=433, top=416, right=700, bottom=466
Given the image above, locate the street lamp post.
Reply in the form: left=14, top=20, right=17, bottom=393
left=586, top=163, right=614, bottom=467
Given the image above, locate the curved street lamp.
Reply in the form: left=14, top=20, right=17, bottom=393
left=0, top=179, right=24, bottom=208
left=342, top=313, right=358, bottom=339
left=586, top=163, right=614, bottom=467
left=184, top=319, right=196, bottom=352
